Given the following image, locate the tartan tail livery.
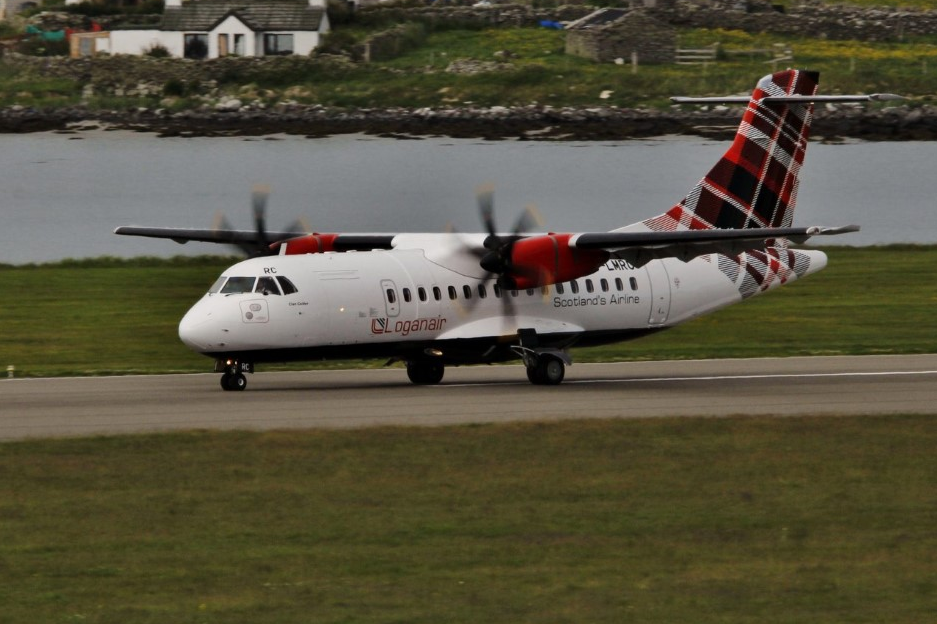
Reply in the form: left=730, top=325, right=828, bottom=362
left=649, top=69, right=819, bottom=233
left=116, top=69, right=891, bottom=390
left=612, top=69, right=885, bottom=298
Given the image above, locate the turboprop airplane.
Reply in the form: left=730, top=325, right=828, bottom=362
left=116, top=69, right=897, bottom=391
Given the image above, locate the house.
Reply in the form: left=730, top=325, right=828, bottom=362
left=70, top=0, right=329, bottom=59
left=565, top=8, right=676, bottom=64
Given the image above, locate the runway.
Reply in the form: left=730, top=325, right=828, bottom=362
left=3, top=354, right=937, bottom=441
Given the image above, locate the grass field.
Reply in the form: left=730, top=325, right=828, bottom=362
left=5, top=24, right=937, bottom=110
left=2, top=249, right=936, bottom=623
left=2, top=246, right=936, bottom=377
left=1, top=417, right=935, bottom=623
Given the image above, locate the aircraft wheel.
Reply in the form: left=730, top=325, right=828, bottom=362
left=406, top=360, right=445, bottom=385
left=528, top=356, right=565, bottom=386
left=221, top=372, right=247, bottom=391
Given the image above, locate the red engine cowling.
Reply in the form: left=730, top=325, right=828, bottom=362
left=270, top=233, right=339, bottom=255
left=507, top=233, right=609, bottom=289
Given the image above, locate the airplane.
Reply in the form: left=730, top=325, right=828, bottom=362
left=115, top=69, right=897, bottom=391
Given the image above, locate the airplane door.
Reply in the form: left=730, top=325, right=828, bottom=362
left=645, top=261, right=672, bottom=326
left=381, top=279, right=400, bottom=318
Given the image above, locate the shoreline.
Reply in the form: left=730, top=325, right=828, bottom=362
left=2, top=103, right=935, bottom=141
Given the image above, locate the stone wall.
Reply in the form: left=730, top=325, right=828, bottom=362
left=566, top=11, right=676, bottom=64
left=670, top=2, right=937, bottom=41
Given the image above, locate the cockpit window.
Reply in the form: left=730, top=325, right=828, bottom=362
left=255, top=276, right=281, bottom=296
left=277, top=276, right=298, bottom=295
left=208, top=276, right=227, bottom=294
left=220, top=276, right=256, bottom=294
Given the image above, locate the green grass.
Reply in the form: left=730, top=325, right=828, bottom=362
left=1, top=246, right=935, bottom=377
left=6, top=25, right=937, bottom=110
left=1, top=416, right=935, bottom=623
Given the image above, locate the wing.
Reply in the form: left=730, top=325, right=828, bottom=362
left=113, top=226, right=302, bottom=246
left=570, top=225, right=860, bottom=267
left=113, top=226, right=396, bottom=254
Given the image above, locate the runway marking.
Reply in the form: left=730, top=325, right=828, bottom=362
left=437, top=369, right=937, bottom=388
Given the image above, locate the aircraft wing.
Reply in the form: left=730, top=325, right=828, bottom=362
left=114, top=226, right=396, bottom=252
left=570, top=225, right=859, bottom=267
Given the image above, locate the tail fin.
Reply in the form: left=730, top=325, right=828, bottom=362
left=643, top=69, right=819, bottom=233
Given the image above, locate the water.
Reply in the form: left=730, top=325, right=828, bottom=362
left=2, top=131, right=935, bottom=264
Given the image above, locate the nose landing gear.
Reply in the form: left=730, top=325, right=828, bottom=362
left=216, top=359, right=253, bottom=391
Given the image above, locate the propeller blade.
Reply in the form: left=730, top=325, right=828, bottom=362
left=251, top=184, right=271, bottom=254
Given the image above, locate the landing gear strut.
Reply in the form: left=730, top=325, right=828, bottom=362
left=514, top=329, right=570, bottom=386
left=216, top=359, right=253, bottom=392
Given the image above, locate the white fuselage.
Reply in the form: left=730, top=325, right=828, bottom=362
left=178, top=245, right=827, bottom=365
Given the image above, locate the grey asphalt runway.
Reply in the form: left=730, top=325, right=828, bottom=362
left=3, top=354, right=937, bottom=441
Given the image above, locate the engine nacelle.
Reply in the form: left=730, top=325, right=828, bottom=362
left=271, top=233, right=339, bottom=255
left=507, top=233, right=609, bottom=289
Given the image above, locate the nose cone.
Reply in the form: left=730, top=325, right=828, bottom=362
left=178, top=299, right=215, bottom=352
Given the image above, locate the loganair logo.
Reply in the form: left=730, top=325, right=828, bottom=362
left=371, top=316, right=447, bottom=337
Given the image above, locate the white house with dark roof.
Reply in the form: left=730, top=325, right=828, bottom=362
left=72, top=0, right=329, bottom=59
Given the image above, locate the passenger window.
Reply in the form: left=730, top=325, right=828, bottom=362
left=615, top=277, right=624, bottom=291
left=570, top=281, right=579, bottom=294
left=493, top=284, right=502, bottom=298
left=556, top=283, right=565, bottom=295
left=541, top=285, right=550, bottom=296
left=511, top=289, right=518, bottom=297
left=433, top=286, right=441, bottom=301
left=600, top=278, right=609, bottom=292
left=255, top=276, right=281, bottom=295
left=463, top=285, right=472, bottom=299
left=276, top=276, right=298, bottom=295
left=478, top=284, right=487, bottom=299
left=526, top=288, right=534, bottom=297
left=630, top=277, right=639, bottom=291
left=418, top=287, right=427, bottom=302
left=403, top=288, right=412, bottom=303
left=386, top=288, right=397, bottom=304
left=448, top=286, right=457, bottom=300
left=221, top=276, right=256, bottom=294
left=585, top=279, right=594, bottom=294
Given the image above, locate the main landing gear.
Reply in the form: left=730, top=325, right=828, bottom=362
left=217, top=359, right=253, bottom=392
left=525, top=353, right=566, bottom=385
left=406, top=359, right=445, bottom=385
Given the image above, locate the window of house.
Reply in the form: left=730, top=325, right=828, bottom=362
left=233, top=33, right=245, bottom=55
left=263, top=33, right=294, bottom=56
left=183, top=33, right=208, bottom=59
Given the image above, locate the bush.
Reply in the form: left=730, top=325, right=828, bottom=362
left=145, top=43, right=171, bottom=58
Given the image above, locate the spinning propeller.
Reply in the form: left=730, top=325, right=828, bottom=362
left=473, top=183, right=545, bottom=290
left=214, top=184, right=309, bottom=257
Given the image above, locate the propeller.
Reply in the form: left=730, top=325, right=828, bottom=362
left=213, top=184, right=308, bottom=257
left=453, top=185, right=550, bottom=326
left=474, top=183, right=544, bottom=289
